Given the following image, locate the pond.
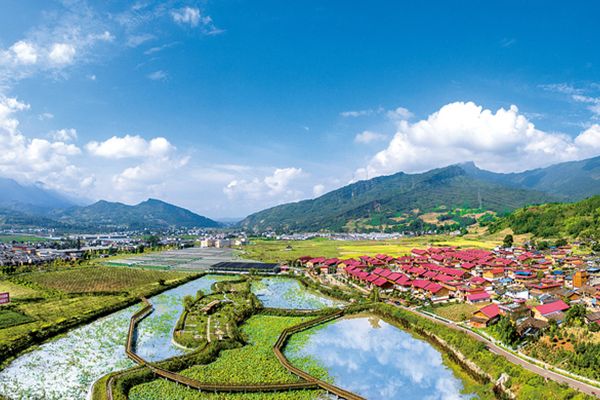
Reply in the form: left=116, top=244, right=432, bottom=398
left=286, top=315, right=474, bottom=400
left=251, top=277, right=344, bottom=310
left=0, top=275, right=233, bottom=400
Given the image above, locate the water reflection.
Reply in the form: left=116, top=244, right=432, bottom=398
left=287, top=316, right=473, bottom=400
left=251, top=277, right=344, bottom=309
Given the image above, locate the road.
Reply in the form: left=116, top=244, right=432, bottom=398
left=399, top=304, right=600, bottom=398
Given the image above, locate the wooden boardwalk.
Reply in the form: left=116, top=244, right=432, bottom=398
left=111, top=297, right=365, bottom=399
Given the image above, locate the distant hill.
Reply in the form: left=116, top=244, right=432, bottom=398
left=54, top=199, right=220, bottom=230
left=489, top=195, right=600, bottom=240
left=459, top=155, right=600, bottom=201
left=0, top=177, right=76, bottom=214
left=0, top=178, right=220, bottom=231
left=240, top=165, right=556, bottom=232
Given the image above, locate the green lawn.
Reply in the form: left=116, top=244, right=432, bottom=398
left=0, top=309, right=34, bottom=329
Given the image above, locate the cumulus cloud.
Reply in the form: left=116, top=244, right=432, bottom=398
left=86, top=134, right=175, bottom=159
left=224, top=167, right=304, bottom=201
left=356, top=101, right=600, bottom=179
left=354, top=130, right=387, bottom=144
left=10, top=41, right=38, bottom=65
left=0, top=96, right=85, bottom=190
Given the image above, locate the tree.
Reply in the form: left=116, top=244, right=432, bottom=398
left=503, top=234, right=514, bottom=248
left=183, top=295, right=195, bottom=311
left=565, top=304, right=587, bottom=326
left=196, top=289, right=205, bottom=300
left=554, top=238, right=568, bottom=247
left=495, top=316, right=519, bottom=346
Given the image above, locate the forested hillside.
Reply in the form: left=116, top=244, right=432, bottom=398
left=489, top=195, right=600, bottom=239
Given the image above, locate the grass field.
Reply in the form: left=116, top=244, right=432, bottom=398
left=428, top=302, right=485, bottom=322
left=0, top=309, right=34, bottom=329
left=238, top=235, right=502, bottom=263
left=0, top=235, right=47, bottom=243
left=21, top=267, right=189, bottom=293
left=129, top=315, right=324, bottom=400
left=0, top=280, right=41, bottom=298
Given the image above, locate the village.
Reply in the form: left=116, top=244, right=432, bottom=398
left=295, top=244, right=600, bottom=337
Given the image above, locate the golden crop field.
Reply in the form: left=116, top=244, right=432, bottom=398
left=239, top=234, right=502, bottom=263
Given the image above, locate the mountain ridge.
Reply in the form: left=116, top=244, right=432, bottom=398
left=240, top=156, right=600, bottom=232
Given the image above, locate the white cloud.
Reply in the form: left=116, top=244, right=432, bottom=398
left=357, top=101, right=600, bottom=179
left=354, top=130, right=387, bottom=144
left=10, top=41, right=38, bottom=65
left=0, top=96, right=84, bottom=190
left=313, top=184, right=326, bottom=197
left=147, top=70, right=167, bottom=81
left=38, top=112, right=54, bottom=120
left=50, top=128, right=78, bottom=142
left=574, top=124, right=600, bottom=148
left=340, top=109, right=378, bottom=117
left=341, top=106, right=413, bottom=121
left=386, top=107, right=413, bottom=120
left=171, top=7, right=223, bottom=35
left=86, top=134, right=174, bottom=159
left=171, top=7, right=201, bottom=27
left=126, top=33, right=155, bottom=48
left=224, top=167, right=304, bottom=201
left=48, top=43, right=76, bottom=65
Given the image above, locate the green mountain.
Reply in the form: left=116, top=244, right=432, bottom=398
left=240, top=165, right=556, bottom=232
left=489, top=195, right=600, bottom=240
left=54, top=199, right=220, bottom=230
left=459, top=155, right=600, bottom=201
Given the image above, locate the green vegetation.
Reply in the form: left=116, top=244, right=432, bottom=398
left=174, top=279, right=258, bottom=348
left=0, top=234, right=47, bottom=243
left=20, top=267, right=188, bottom=293
left=427, top=302, right=481, bottom=322
left=127, top=315, right=324, bottom=400
left=0, top=309, right=34, bottom=329
left=240, top=165, right=554, bottom=232
left=0, top=265, right=197, bottom=367
left=490, top=195, right=600, bottom=240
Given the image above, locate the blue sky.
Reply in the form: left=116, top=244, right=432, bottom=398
left=1, top=1, right=600, bottom=218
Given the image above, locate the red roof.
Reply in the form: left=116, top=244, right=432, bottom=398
left=425, top=282, right=444, bottom=294
left=373, top=277, right=390, bottom=287
left=467, top=292, right=491, bottom=302
left=478, top=303, right=500, bottom=319
left=534, top=300, right=569, bottom=316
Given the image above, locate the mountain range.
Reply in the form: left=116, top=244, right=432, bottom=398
left=0, top=178, right=219, bottom=231
left=240, top=155, right=600, bottom=232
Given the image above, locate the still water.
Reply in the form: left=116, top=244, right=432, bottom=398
left=287, top=315, right=474, bottom=400
left=0, top=275, right=232, bottom=400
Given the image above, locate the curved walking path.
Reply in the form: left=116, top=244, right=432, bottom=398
left=399, top=303, right=600, bottom=399
left=110, top=297, right=364, bottom=400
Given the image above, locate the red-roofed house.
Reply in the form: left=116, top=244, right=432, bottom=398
left=470, top=304, right=500, bottom=327
left=467, top=291, right=491, bottom=304
left=533, top=300, right=570, bottom=322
